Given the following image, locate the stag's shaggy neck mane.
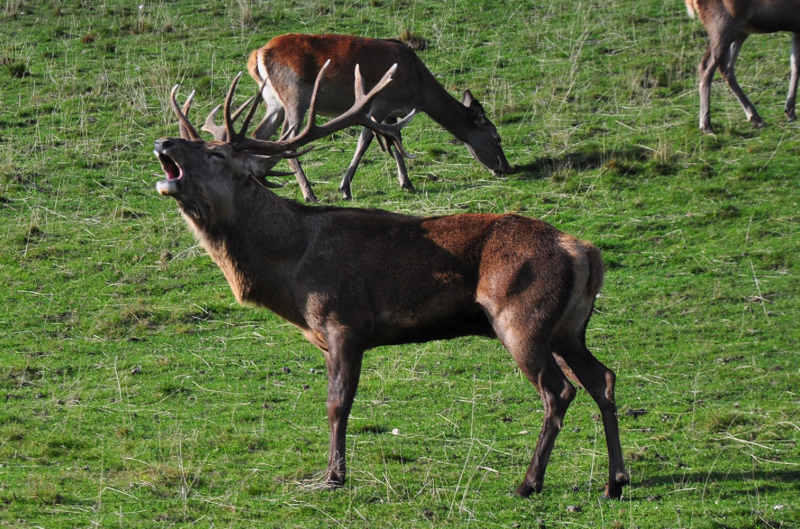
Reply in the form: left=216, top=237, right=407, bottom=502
left=180, top=179, right=310, bottom=328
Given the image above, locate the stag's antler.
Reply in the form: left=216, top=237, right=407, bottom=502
left=229, top=61, right=416, bottom=156
left=202, top=96, right=254, bottom=142
left=171, top=86, right=200, bottom=140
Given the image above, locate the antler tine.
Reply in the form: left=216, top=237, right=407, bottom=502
left=202, top=97, right=255, bottom=142
left=230, top=63, right=416, bottom=155
left=223, top=72, right=245, bottom=143
left=170, top=84, right=201, bottom=140
left=237, top=80, right=265, bottom=141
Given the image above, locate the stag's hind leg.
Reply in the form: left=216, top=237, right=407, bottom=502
left=493, top=321, right=577, bottom=497
left=552, top=338, right=629, bottom=499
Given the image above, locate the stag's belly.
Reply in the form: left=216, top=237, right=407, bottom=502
left=370, top=305, right=495, bottom=347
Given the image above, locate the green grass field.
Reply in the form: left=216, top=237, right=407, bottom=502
left=1, top=0, right=798, bottom=527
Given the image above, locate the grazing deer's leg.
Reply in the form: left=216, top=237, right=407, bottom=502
left=384, top=116, right=414, bottom=192
left=786, top=33, right=799, bottom=121
left=284, top=106, right=319, bottom=202
left=718, top=35, right=765, bottom=127
left=552, top=338, right=629, bottom=499
left=322, top=339, right=364, bottom=487
left=339, top=126, right=376, bottom=200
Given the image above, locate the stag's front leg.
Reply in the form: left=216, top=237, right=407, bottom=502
left=321, top=338, right=364, bottom=487
left=786, top=33, right=799, bottom=122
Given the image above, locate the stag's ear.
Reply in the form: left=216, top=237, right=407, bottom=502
left=242, top=155, right=291, bottom=188
left=461, top=89, right=487, bottom=125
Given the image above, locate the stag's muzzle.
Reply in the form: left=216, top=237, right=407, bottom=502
left=154, top=139, right=182, bottom=196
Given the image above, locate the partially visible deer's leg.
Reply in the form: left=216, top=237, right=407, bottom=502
left=718, top=35, right=766, bottom=127
left=786, top=32, right=799, bottom=121
left=552, top=338, right=629, bottom=499
left=698, top=47, right=720, bottom=133
left=322, top=340, right=364, bottom=487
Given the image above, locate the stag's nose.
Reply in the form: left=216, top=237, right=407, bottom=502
left=154, top=138, right=175, bottom=152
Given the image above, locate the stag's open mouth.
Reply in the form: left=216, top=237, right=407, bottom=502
left=157, top=153, right=182, bottom=181
left=154, top=145, right=183, bottom=196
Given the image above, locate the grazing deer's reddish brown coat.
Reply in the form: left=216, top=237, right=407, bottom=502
left=686, top=0, right=800, bottom=132
left=154, top=68, right=628, bottom=498
left=248, top=34, right=511, bottom=201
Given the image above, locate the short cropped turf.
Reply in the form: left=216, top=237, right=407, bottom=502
left=1, top=0, right=798, bottom=527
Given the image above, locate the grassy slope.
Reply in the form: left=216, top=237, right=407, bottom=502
left=1, top=0, right=798, bottom=527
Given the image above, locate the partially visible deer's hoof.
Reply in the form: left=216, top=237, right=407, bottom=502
left=339, top=188, right=353, bottom=200
left=786, top=111, right=798, bottom=122
left=514, top=480, right=542, bottom=498
left=699, top=124, right=714, bottom=135
left=401, top=182, right=415, bottom=192
left=304, top=194, right=320, bottom=203
left=751, top=117, right=767, bottom=128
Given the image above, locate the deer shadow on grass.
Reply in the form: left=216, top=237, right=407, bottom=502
left=511, top=144, right=653, bottom=181
left=636, top=469, right=800, bottom=495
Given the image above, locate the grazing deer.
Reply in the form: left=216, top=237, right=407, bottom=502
left=686, top=0, right=800, bottom=133
left=154, top=65, right=629, bottom=498
left=247, top=33, right=512, bottom=201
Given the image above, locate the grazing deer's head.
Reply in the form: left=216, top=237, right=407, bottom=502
left=460, top=89, right=511, bottom=176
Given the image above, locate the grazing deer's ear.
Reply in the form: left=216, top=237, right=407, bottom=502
left=462, top=89, right=487, bottom=124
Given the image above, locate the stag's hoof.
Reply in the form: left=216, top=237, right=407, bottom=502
left=340, top=188, right=353, bottom=200
left=786, top=111, right=798, bottom=122
left=304, top=194, right=320, bottom=203
left=699, top=124, right=714, bottom=135
left=514, top=480, right=542, bottom=498
left=751, top=117, right=767, bottom=128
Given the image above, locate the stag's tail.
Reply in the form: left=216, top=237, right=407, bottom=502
left=685, top=0, right=698, bottom=19
left=584, top=243, right=604, bottom=300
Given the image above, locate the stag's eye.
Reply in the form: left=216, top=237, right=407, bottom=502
left=208, top=151, right=226, bottom=159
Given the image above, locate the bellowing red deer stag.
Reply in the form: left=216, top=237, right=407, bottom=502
left=154, top=65, right=629, bottom=498
left=246, top=33, right=512, bottom=201
left=686, top=0, right=800, bottom=133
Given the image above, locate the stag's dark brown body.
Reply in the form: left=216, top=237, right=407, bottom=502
left=155, top=67, right=628, bottom=498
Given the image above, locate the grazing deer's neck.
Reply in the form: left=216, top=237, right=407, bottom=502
left=183, top=182, right=309, bottom=327
left=420, top=81, right=476, bottom=143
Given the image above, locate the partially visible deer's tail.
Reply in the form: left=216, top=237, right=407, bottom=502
left=685, top=0, right=699, bottom=18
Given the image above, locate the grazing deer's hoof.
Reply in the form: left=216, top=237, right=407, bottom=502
left=401, top=182, right=415, bottom=192
left=699, top=124, right=714, bottom=135
left=600, top=472, right=629, bottom=500
left=340, top=188, right=353, bottom=200
left=320, top=471, right=346, bottom=490
left=304, top=194, right=320, bottom=203
left=786, top=111, right=797, bottom=122
left=514, top=480, right=541, bottom=498
left=751, top=117, right=767, bottom=128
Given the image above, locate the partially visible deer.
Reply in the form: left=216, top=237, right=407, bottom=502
left=153, top=65, right=629, bottom=498
left=686, top=0, right=800, bottom=133
left=247, top=33, right=512, bottom=201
